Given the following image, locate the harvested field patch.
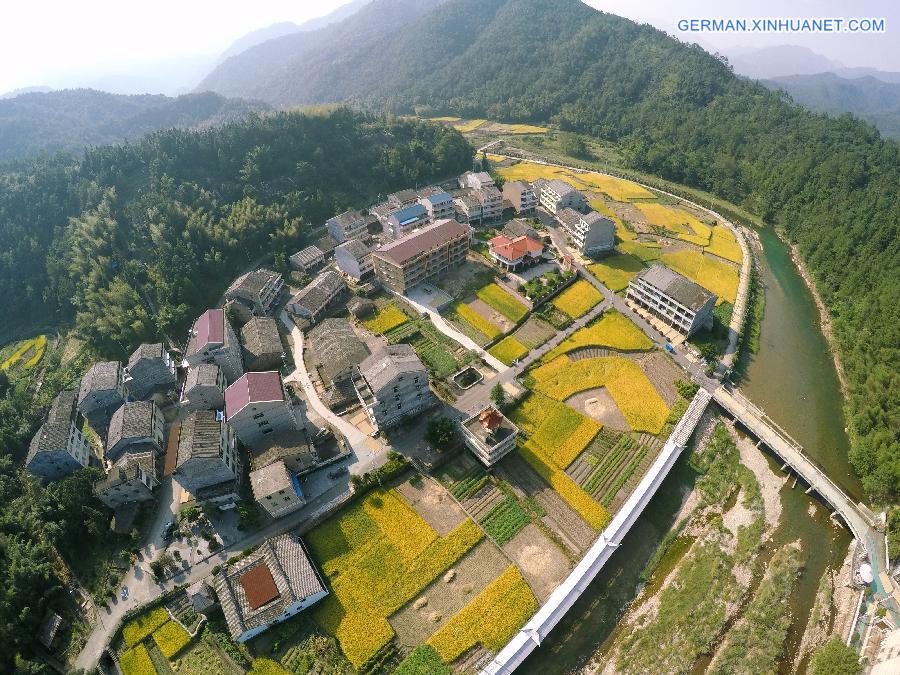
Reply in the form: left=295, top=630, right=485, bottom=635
left=513, top=316, right=556, bottom=348
left=567, top=388, right=630, bottom=431
left=396, top=479, right=467, bottom=536
left=451, top=302, right=502, bottom=341
left=503, top=523, right=571, bottom=602
left=661, top=249, right=739, bottom=304
left=453, top=119, right=487, bottom=133
left=636, top=203, right=712, bottom=246
left=552, top=280, right=603, bottom=318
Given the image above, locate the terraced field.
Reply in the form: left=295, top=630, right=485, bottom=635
left=587, top=254, right=644, bottom=291
left=552, top=280, right=603, bottom=319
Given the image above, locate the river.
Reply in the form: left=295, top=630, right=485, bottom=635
left=519, top=225, right=857, bottom=674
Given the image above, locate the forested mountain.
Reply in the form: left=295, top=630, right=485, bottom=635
left=0, top=89, right=267, bottom=161
left=197, top=0, right=446, bottom=99
left=0, top=108, right=469, bottom=669
left=205, top=0, right=898, bottom=502
left=762, top=73, right=900, bottom=138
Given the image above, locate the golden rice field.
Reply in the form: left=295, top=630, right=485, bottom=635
left=484, top=153, right=509, bottom=164
left=618, top=240, right=661, bottom=262
left=704, top=226, right=743, bottom=264
left=531, top=355, right=669, bottom=434
left=636, top=203, right=712, bottom=246
left=122, top=607, right=171, bottom=647
left=361, top=304, right=409, bottom=334
left=120, top=644, right=156, bottom=675
left=453, top=302, right=503, bottom=341
left=496, top=161, right=654, bottom=201
left=428, top=116, right=461, bottom=122
left=307, top=489, right=484, bottom=668
left=427, top=565, right=538, bottom=662
left=552, top=280, right=603, bottom=318
left=488, top=336, right=529, bottom=366
left=510, top=392, right=602, bottom=470
left=491, top=122, right=548, bottom=134
left=519, top=440, right=611, bottom=531
left=152, top=620, right=192, bottom=658
left=453, top=119, right=488, bottom=132
left=544, top=311, right=653, bottom=360
left=661, top=249, right=739, bottom=304
left=476, top=283, right=529, bottom=322
left=587, top=255, right=645, bottom=291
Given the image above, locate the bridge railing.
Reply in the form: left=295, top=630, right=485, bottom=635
left=719, top=388, right=861, bottom=513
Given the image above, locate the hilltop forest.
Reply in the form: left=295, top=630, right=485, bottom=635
left=205, top=0, right=899, bottom=504
left=0, top=107, right=470, bottom=670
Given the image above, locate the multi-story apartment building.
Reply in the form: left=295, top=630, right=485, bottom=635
left=78, top=361, right=128, bottom=430
left=224, top=371, right=299, bottom=449
left=125, top=343, right=177, bottom=400
left=334, top=239, right=374, bottom=281
left=385, top=203, right=429, bottom=239
left=325, top=209, right=367, bottom=243
left=475, top=185, right=503, bottom=222
left=418, top=191, right=455, bottom=223
left=213, top=533, right=328, bottom=642
left=387, top=189, right=418, bottom=209
left=626, top=264, right=716, bottom=337
left=372, top=218, right=471, bottom=293
left=452, top=193, right=483, bottom=225
left=557, top=208, right=616, bottom=255
left=181, top=363, right=226, bottom=413
left=26, top=390, right=92, bottom=480
left=289, top=245, right=325, bottom=273
left=249, top=459, right=306, bottom=519
left=352, top=344, right=433, bottom=432
left=173, top=410, right=241, bottom=493
left=184, top=309, right=244, bottom=383
left=539, top=179, right=586, bottom=214
left=460, top=405, right=519, bottom=466
left=224, top=268, right=284, bottom=322
left=502, top=180, right=538, bottom=214
left=105, top=400, right=166, bottom=461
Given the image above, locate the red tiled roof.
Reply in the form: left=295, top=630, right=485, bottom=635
left=488, top=235, right=543, bottom=261
left=194, top=309, right=224, bottom=349
left=224, top=371, right=285, bottom=419
left=239, top=564, right=280, bottom=610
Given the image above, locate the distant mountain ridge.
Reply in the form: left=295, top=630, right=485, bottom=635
left=723, top=44, right=900, bottom=84
left=0, top=89, right=267, bottom=162
left=763, top=72, right=900, bottom=138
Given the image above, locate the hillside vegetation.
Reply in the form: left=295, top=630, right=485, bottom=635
left=0, top=108, right=470, bottom=671
left=205, top=0, right=898, bottom=503
left=0, top=89, right=266, bottom=161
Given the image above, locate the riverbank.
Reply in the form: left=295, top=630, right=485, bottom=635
left=787, top=243, right=848, bottom=397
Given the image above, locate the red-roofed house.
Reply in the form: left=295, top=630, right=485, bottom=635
left=184, top=309, right=244, bottom=383
left=225, top=372, right=299, bottom=448
left=487, top=234, right=544, bottom=270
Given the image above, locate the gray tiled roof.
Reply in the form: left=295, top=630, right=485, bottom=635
left=358, top=344, right=426, bottom=395
left=94, top=451, right=157, bottom=493
left=336, top=239, right=370, bottom=262
left=177, top=411, right=224, bottom=464
left=107, top=401, right=157, bottom=450
left=240, top=317, right=283, bottom=358
left=127, top=343, right=165, bottom=369
left=328, top=209, right=365, bottom=229
left=306, top=318, right=370, bottom=384
left=546, top=178, right=577, bottom=196
left=316, top=234, right=339, bottom=254
left=503, top=218, right=539, bottom=240
left=78, top=361, right=122, bottom=403
left=27, top=391, right=79, bottom=463
left=374, top=219, right=470, bottom=266
left=227, top=269, right=280, bottom=296
left=184, top=363, right=222, bottom=391
left=635, top=264, right=716, bottom=310
left=249, top=430, right=316, bottom=473
left=290, top=270, right=345, bottom=314
left=291, top=246, right=324, bottom=267
left=213, top=533, right=326, bottom=639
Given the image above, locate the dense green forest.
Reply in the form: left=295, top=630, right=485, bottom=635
left=0, top=89, right=266, bottom=161
left=0, top=108, right=470, bottom=670
left=204, top=0, right=899, bottom=504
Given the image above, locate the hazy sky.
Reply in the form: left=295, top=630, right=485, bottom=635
left=1, top=0, right=897, bottom=94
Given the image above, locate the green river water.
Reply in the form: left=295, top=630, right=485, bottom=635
left=520, top=225, right=859, bottom=674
